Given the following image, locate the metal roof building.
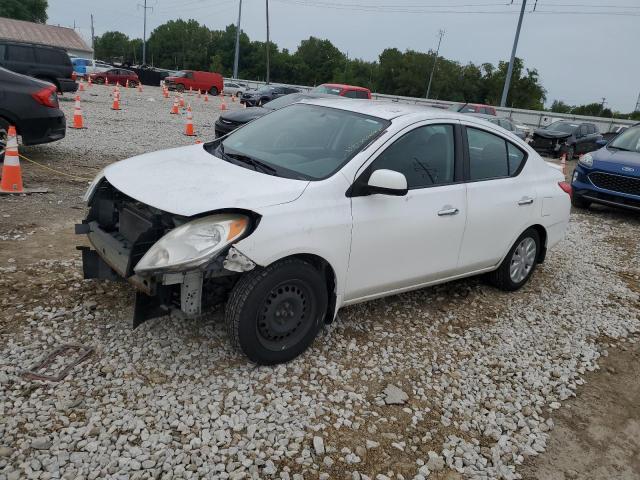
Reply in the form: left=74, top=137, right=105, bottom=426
left=0, top=17, right=93, bottom=58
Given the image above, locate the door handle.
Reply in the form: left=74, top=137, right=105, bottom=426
left=438, top=207, right=459, bottom=216
left=518, top=197, right=534, bottom=206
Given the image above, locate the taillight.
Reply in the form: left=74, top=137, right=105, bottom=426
left=558, top=181, right=572, bottom=198
left=31, top=86, right=59, bottom=108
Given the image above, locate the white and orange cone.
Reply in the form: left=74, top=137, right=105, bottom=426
left=560, top=153, right=567, bottom=176
left=170, top=97, right=179, bottom=114
left=0, top=126, right=24, bottom=193
left=111, top=91, right=120, bottom=110
left=88, top=76, right=93, bottom=87
left=204, top=92, right=209, bottom=102
left=125, top=79, right=129, bottom=88
left=105, top=77, right=109, bottom=86
left=231, top=94, right=236, bottom=103
left=189, top=86, right=193, bottom=95
left=220, top=98, right=227, bottom=111
left=137, top=82, right=143, bottom=93
left=70, top=95, right=85, bottom=129
left=197, top=89, right=201, bottom=99
left=184, top=104, right=196, bottom=136
left=179, top=94, right=185, bottom=108
left=79, top=81, right=85, bottom=92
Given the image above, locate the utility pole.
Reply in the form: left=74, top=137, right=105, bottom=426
left=500, top=0, right=527, bottom=107
left=233, top=0, right=243, bottom=79
left=426, top=29, right=444, bottom=99
left=138, top=0, right=153, bottom=66
left=90, top=14, right=95, bottom=59
left=635, top=92, right=640, bottom=112
left=265, top=0, right=270, bottom=84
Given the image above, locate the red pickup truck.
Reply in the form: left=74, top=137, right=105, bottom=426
left=164, top=70, right=224, bottom=95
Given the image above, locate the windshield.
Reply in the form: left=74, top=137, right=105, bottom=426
left=313, top=85, right=342, bottom=96
left=609, top=125, right=640, bottom=153
left=546, top=122, right=578, bottom=133
left=212, top=104, right=389, bottom=180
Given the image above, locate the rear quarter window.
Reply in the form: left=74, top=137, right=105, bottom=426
left=35, top=47, right=69, bottom=65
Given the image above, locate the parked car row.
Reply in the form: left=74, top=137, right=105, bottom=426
left=89, top=68, right=140, bottom=87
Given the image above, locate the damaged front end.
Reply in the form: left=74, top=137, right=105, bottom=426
left=76, top=179, right=257, bottom=327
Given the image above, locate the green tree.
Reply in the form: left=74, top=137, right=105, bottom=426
left=572, top=102, right=612, bottom=117
left=550, top=100, right=572, bottom=113
left=147, top=19, right=212, bottom=70
left=0, top=0, right=47, bottom=23
left=94, top=31, right=132, bottom=62
left=294, top=37, right=345, bottom=85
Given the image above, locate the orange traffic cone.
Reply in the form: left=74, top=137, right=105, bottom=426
left=184, top=104, right=195, bottom=136
left=105, top=77, right=109, bottom=86
left=560, top=153, right=567, bottom=176
left=79, top=81, right=85, bottom=92
left=111, top=92, right=120, bottom=110
left=189, top=86, right=193, bottom=95
left=137, top=83, right=142, bottom=93
left=125, top=79, right=129, bottom=88
left=220, top=98, right=227, bottom=111
left=70, top=95, right=85, bottom=129
left=231, top=94, right=236, bottom=103
left=204, top=92, right=209, bottom=102
left=0, top=126, right=24, bottom=193
left=170, top=97, right=179, bottom=114
left=88, top=77, right=92, bottom=87
left=179, top=94, right=185, bottom=108
left=198, top=90, right=201, bottom=99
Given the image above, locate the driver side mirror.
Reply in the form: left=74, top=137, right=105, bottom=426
left=367, top=169, right=408, bottom=196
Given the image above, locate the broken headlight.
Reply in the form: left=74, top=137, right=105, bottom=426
left=83, top=169, right=106, bottom=203
left=134, top=214, right=249, bottom=274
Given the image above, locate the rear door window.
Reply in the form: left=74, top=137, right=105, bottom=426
left=7, top=45, right=35, bottom=62
left=466, top=127, right=525, bottom=180
left=344, top=90, right=359, bottom=98
left=356, top=90, right=370, bottom=99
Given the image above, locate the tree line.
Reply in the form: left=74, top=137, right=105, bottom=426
left=94, top=19, right=547, bottom=110
left=550, top=100, right=640, bottom=121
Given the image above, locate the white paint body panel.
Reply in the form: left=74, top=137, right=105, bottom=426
left=103, top=144, right=309, bottom=217
left=102, top=99, right=571, bottom=312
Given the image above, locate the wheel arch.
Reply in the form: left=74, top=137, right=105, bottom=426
left=267, top=252, right=338, bottom=324
left=529, top=224, right=548, bottom=263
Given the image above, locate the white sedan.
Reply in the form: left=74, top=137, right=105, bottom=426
left=223, top=81, right=246, bottom=97
left=78, top=100, right=571, bottom=364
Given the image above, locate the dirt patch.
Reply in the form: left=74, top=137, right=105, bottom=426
left=520, top=337, right=640, bottom=480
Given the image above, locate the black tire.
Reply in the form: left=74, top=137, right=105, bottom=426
left=571, top=194, right=591, bottom=209
left=0, top=118, right=8, bottom=163
left=176, top=83, right=185, bottom=93
left=225, top=258, right=328, bottom=365
left=488, top=228, right=541, bottom=292
left=129, top=80, right=138, bottom=88
left=209, top=86, right=219, bottom=96
left=94, top=77, right=105, bottom=85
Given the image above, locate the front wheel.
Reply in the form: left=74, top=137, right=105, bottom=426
left=488, top=228, right=541, bottom=291
left=225, top=258, right=328, bottom=365
left=93, top=77, right=105, bottom=84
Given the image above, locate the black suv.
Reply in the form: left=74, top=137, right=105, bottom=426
left=0, top=41, right=77, bottom=93
left=531, top=121, right=602, bottom=160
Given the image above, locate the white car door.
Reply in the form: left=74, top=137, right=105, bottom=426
left=345, top=122, right=467, bottom=302
left=458, top=123, right=537, bottom=271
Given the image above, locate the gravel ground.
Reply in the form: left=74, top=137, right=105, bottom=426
left=1, top=86, right=639, bottom=480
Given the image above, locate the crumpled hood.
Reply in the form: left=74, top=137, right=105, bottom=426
left=104, top=144, right=309, bottom=217
left=533, top=129, right=572, bottom=140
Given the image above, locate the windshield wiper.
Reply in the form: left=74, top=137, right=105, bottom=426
left=608, top=145, right=632, bottom=152
left=225, top=151, right=278, bottom=176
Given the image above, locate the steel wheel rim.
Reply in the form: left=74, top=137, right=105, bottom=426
left=256, top=279, right=315, bottom=352
left=509, top=237, right=537, bottom=283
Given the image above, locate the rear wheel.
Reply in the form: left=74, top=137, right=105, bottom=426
left=571, top=194, right=591, bottom=209
left=225, top=258, right=327, bottom=365
left=93, top=76, right=105, bottom=85
left=129, top=80, right=138, bottom=88
left=175, top=84, right=185, bottom=93
left=488, top=228, right=541, bottom=291
left=209, top=86, right=219, bottom=96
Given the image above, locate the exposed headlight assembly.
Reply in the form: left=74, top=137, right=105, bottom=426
left=83, top=169, right=106, bottom=203
left=579, top=153, right=594, bottom=168
left=135, top=214, right=249, bottom=274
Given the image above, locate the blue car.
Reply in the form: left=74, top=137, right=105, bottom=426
left=571, top=123, right=640, bottom=212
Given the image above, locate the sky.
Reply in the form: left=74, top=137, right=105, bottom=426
left=48, top=0, right=640, bottom=112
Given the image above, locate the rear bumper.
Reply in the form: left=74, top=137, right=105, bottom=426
left=58, top=78, right=78, bottom=93
left=19, top=111, right=66, bottom=146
